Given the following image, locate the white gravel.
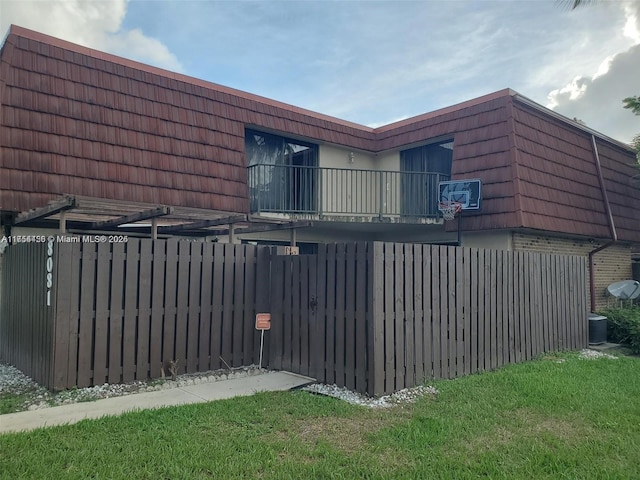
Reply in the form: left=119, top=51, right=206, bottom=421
left=579, top=348, right=617, bottom=360
left=0, top=348, right=617, bottom=413
left=0, top=362, right=262, bottom=412
left=303, top=383, right=438, bottom=408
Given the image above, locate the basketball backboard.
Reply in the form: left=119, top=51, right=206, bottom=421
left=438, top=179, right=482, bottom=210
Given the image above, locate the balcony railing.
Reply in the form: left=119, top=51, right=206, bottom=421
left=248, top=164, right=450, bottom=219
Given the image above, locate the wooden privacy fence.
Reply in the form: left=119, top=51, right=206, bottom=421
left=0, top=239, right=268, bottom=390
left=0, top=240, right=588, bottom=395
left=266, top=242, right=588, bottom=396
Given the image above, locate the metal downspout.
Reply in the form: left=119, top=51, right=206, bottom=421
left=588, top=135, right=618, bottom=312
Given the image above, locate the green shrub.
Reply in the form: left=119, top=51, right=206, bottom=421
left=601, top=307, right=640, bottom=353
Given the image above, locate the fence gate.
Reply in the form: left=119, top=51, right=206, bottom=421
left=267, top=253, right=320, bottom=378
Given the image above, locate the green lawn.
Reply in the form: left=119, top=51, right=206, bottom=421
left=1, top=352, right=639, bottom=479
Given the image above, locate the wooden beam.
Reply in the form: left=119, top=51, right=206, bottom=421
left=151, top=218, right=158, bottom=240
left=229, top=223, right=235, bottom=244
left=59, top=211, right=67, bottom=234
left=157, top=214, right=248, bottom=234
left=89, top=206, right=173, bottom=229
left=213, top=221, right=313, bottom=236
left=14, top=196, right=77, bottom=225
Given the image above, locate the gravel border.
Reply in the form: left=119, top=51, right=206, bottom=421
left=0, top=348, right=619, bottom=413
left=303, top=383, right=439, bottom=408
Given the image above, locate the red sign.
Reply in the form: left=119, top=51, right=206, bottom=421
left=255, top=313, right=271, bottom=330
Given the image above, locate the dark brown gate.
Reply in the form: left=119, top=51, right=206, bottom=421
left=267, top=253, right=319, bottom=378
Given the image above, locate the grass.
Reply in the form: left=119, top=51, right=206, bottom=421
left=1, top=352, right=639, bottom=479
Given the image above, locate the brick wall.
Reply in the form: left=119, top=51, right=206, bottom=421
left=512, top=233, right=632, bottom=311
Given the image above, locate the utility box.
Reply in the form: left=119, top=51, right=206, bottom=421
left=588, top=313, right=607, bottom=345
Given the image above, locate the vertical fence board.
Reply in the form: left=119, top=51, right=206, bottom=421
left=150, top=240, right=166, bottom=377
left=533, top=253, right=543, bottom=357
left=455, top=247, right=464, bottom=377
left=270, top=255, right=284, bottom=371
left=243, top=246, right=257, bottom=368
left=290, top=255, right=301, bottom=373
left=414, top=245, right=424, bottom=383
left=163, top=241, right=178, bottom=373
left=122, top=240, right=140, bottom=383
left=404, top=244, right=415, bottom=387
left=431, top=246, right=441, bottom=379
left=174, top=242, right=190, bottom=374
left=108, top=242, right=125, bottom=384
left=334, top=244, right=346, bottom=387
left=186, top=242, right=202, bottom=373
left=495, top=250, right=504, bottom=368
left=77, top=244, right=96, bottom=387
left=384, top=244, right=396, bottom=389
left=299, top=254, right=310, bottom=377
left=488, top=249, right=497, bottom=370
left=231, top=245, right=245, bottom=368
left=438, top=246, right=449, bottom=379
left=52, top=242, right=72, bottom=390
left=281, top=256, right=293, bottom=372
left=198, top=243, right=212, bottom=372
left=475, top=249, right=484, bottom=371
left=66, top=243, right=82, bottom=388
left=469, top=248, right=479, bottom=374
left=344, top=243, right=357, bottom=390
left=369, top=242, right=385, bottom=396
left=355, top=243, right=367, bottom=393
left=220, top=244, right=235, bottom=369
left=462, top=247, right=472, bottom=375
left=315, top=245, right=328, bottom=383
left=325, top=245, right=337, bottom=385
left=210, top=243, right=224, bottom=370
left=137, top=239, right=153, bottom=379
left=93, top=242, right=111, bottom=385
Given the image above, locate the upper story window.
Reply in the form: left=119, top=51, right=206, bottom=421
left=400, top=140, right=453, bottom=217
left=400, top=140, right=453, bottom=175
left=245, top=129, right=318, bottom=213
left=245, top=129, right=317, bottom=168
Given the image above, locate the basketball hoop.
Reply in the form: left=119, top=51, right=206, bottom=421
left=438, top=201, right=463, bottom=221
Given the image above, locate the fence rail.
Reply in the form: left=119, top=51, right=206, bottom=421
left=0, top=240, right=588, bottom=394
left=248, top=164, right=449, bottom=218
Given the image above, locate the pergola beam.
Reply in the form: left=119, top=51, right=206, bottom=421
left=89, top=206, right=173, bottom=229
left=157, top=214, right=248, bottom=234
left=211, top=221, right=313, bottom=236
left=13, top=196, right=77, bottom=225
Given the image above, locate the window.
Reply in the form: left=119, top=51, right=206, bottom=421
left=245, top=129, right=318, bottom=213
left=400, top=140, right=453, bottom=216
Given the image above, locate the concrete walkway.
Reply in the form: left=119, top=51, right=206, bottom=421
left=0, top=371, right=313, bottom=434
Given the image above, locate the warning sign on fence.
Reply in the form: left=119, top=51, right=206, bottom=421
left=255, top=313, right=271, bottom=330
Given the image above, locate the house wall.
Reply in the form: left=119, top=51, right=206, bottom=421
left=463, top=231, right=512, bottom=250
left=316, top=145, right=407, bottom=218
left=512, top=232, right=632, bottom=311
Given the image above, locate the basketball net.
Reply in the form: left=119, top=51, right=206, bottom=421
left=438, top=201, right=463, bottom=221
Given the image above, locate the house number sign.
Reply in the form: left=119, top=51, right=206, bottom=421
left=46, top=237, right=54, bottom=307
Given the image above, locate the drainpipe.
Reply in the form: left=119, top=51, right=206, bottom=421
left=588, top=135, right=617, bottom=312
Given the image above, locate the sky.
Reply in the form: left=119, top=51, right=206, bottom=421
left=1, top=0, right=639, bottom=144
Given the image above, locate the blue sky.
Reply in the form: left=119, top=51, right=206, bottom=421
left=2, top=0, right=639, bottom=143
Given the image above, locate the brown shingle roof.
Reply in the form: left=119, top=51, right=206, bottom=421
left=1, top=25, right=638, bottom=242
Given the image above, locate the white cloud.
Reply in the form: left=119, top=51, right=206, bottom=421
left=547, top=44, right=640, bottom=145
left=544, top=1, right=640, bottom=144
left=0, top=0, right=183, bottom=72
left=623, top=2, right=640, bottom=43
